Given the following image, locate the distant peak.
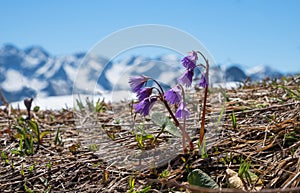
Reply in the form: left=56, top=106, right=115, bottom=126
left=0, top=43, right=20, bottom=55
left=2, top=43, right=19, bottom=50
left=73, top=52, right=86, bottom=58
left=24, top=46, right=49, bottom=57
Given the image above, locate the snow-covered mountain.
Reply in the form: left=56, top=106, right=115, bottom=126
left=0, top=44, right=284, bottom=105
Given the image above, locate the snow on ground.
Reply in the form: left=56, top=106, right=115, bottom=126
left=2, top=91, right=136, bottom=110
left=1, top=81, right=242, bottom=110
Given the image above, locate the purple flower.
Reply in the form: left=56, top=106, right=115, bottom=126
left=129, top=75, right=149, bottom=93
left=199, top=72, right=209, bottom=88
left=181, top=51, right=198, bottom=70
left=178, top=70, right=194, bottom=87
left=137, top=87, right=153, bottom=101
left=164, top=85, right=182, bottom=105
left=134, top=97, right=157, bottom=116
left=175, top=102, right=190, bottom=119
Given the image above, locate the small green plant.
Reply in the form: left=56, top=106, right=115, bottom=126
left=23, top=180, right=34, bottom=193
left=1, top=151, right=9, bottom=165
left=139, top=186, right=151, bottom=193
left=75, top=95, right=85, bottom=111
left=114, top=118, right=121, bottom=124
left=89, top=143, right=99, bottom=152
left=159, top=169, right=170, bottom=178
left=13, top=119, right=50, bottom=155
left=198, top=139, right=208, bottom=158
left=128, top=175, right=136, bottom=193
left=28, top=162, right=36, bottom=173
left=221, top=90, right=230, bottom=102
left=230, top=111, right=237, bottom=130
left=102, top=170, right=109, bottom=184
left=95, top=98, right=106, bottom=113
left=33, top=106, right=40, bottom=112
left=54, top=128, right=63, bottom=146
left=20, top=162, right=25, bottom=176
left=47, top=161, right=52, bottom=170
left=75, top=95, right=106, bottom=112
left=238, top=161, right=251, bottom=185
left=135, top=126, right=154, bottom=149
left=127, top=175, right=151, bottom=193
left=277, top=85, right=300, bottom=100
left=237, top=160, right=262, bottom=190
left=284, top=130, right=300, bottom=146
left=14, top=124, right=34, bottom=155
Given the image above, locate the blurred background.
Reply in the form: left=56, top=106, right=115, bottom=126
left=0, top=0, right=299, bottom=106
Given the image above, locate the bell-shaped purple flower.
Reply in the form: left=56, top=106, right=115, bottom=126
left=134, top=97, right=157, bottom=116
left=199, top=72, right=209, bottom=88
left=137, top=87, right=153, bottom=101
left=129, top=75, right=149, bottom=93
left=178, top=70, right=194, bottom=87
left=175, top=102, right=190, bottom=119
left=164, top=85, right=182, bottom=105
left=181, top=51, right=198, bottom=70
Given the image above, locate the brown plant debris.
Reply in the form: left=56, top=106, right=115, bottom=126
left=0, top=75, right=299, bottom=192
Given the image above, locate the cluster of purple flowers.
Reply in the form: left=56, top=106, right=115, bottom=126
left=128, top=51, right=208, bottom=118
left=178, top=51, right=208, bottom=88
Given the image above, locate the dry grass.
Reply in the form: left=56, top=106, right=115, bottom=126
left=0, top=75, right=299, bottom=192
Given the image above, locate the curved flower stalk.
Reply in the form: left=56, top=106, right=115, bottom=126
left=128, top=50, right=210, bottom=152
left=196, top=51, right=209, bottom=146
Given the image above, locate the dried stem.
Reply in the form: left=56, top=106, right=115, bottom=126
left=197, top=51, right=209, bottom=145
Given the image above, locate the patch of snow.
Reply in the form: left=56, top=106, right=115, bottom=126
left=160, top=54, right=179, bottom=62
left=35, top=58, right=54, bottom=76
left=7, top=91, right=136, bottom=110
left=106, top=62, right=128, bottom=86
left=64, top=64, right=78, bottom=82
left=44, top=59, right=63, bottom=78
left=1, top=69, right=26, bottom=92
left=212, top=81, right=243, bottom=89
left=1, top=69, right=48, bottom=92
left=22, top=56, right=42, bottom=68
left=245, top=65, right=266, bottom=75
left=158, top=71, right=179, bottom=84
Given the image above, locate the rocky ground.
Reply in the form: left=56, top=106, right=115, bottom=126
left=0, top=75, right=299, bottom=192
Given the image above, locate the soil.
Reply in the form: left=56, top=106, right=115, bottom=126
left=0, top=75, right=299, bottom=192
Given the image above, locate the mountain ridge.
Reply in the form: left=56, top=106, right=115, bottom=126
left=0, top=44, right=284, bottom=104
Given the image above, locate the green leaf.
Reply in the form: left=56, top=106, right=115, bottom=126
left=10, top=149, right=22, bottom=155
left=1, top=151, right=8, bottom=159
left=33, top=106, right=40, bottom=112
left=128, top=175, right=135, bottom=190
left=40, top=131, right=51, bottom=141
left=165, top=119, right=181, bottom=137
left=151, top=112, right=181, bottom=137
left=230, top=111, right=237, bottom=129
left=143, top=134, right=154, bottom=140
left=21, top=163, right=25, bottom=176
left=151, top=112, right=168, bottom=126
left=16, top=126, right=26, bottom=137
left=188, top=169, right=219, bottom=189
left=28, top=120, right=39, bottom=137
left=139, top=185, right=151, bottom=193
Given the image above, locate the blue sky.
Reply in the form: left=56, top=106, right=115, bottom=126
left=0, top=0, right=300, bottom=73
